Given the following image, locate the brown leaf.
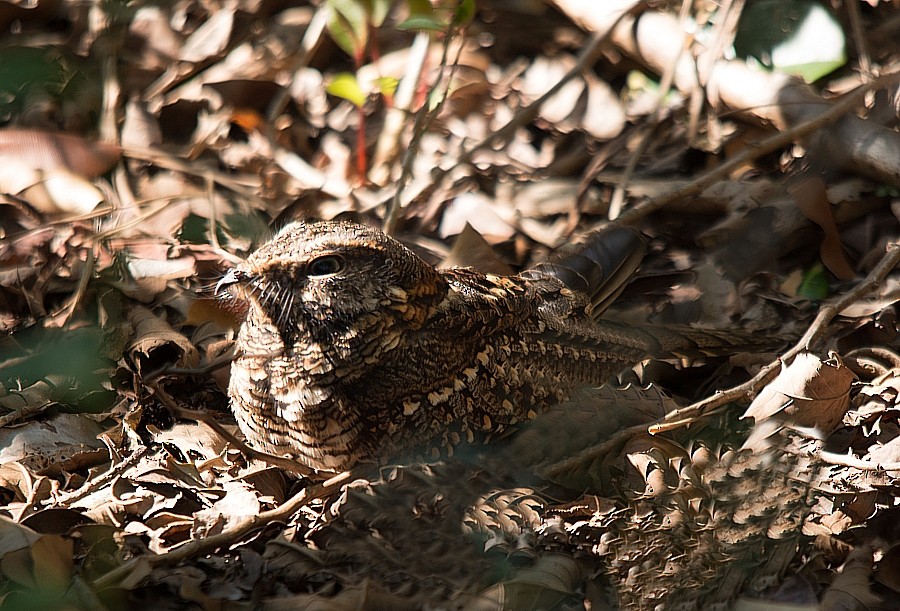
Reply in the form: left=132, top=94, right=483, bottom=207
left=742, top=352, right=856, bottom=433
left=30, top=535, right=73, bottom=594
left=126, top=304, right=199, bottom=372
left=790, top=175, right=855, bottom=280
left=439, top=223, right=513, bottom=274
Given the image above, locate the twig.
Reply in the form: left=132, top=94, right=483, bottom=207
left=0, top=401, right=53, bottom=427
left=143, top=346, right=236, bottom=384
left=616, top=70, right=900, bottom=224
left=403, top=7, right=638, bottom=228
left=91, top=469, right=352, bottom=589
left=651, top=240, right=900, bottom=431
left=542, top=241, right=900, bottom=478
left=818, top=450, right=900, bottom=472
left=121, top=145, right=259, bottom=201
left=49, top=447, right=148, bottom=507
left=436, top=27, right=610, bottom=178
left=383, top=27, right=462, bottom=235
left=608, top=0, right=692, bottom=219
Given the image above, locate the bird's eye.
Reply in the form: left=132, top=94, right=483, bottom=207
left=307, top=254, right=345, bottom=277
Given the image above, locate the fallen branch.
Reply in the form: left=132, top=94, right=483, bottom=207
left=550, top=1, right=900, bottom=187
left=651, top=240, right=900, bottom=432
left=617, top=70, right=900, bottom=224
left=542, top=240, right=900, bottom=478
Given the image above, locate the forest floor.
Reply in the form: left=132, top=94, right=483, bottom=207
left=1, top=1, right=899, bottom=609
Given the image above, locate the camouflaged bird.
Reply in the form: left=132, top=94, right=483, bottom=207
left=219, top=220, right=756, bottom=472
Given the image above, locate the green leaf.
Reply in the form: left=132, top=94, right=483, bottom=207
left=326, top=0, right=368, bottom=58
left=797, top=262, right=829, bottom=301
left=327, top=72, right=368, bottom=108
left=407, top=0, right=435, bottom=18
left=373, top=76, right=399, bottom=97
left=396, top=15, right=448, bottom=31
left=367, top=0, right=393, bottom=28
left=453, top=0, right=476, bottom=26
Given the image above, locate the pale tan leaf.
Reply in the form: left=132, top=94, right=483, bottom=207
left=742, top=352, right=856, bottom=433
left=33, top=169, right=105, bottom=214
left=0, top=413, right=106, bottom=472
left=179, top=4, right=235, bottom=63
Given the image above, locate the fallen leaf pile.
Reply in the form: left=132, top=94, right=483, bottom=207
left=0, top=1, right=899, bottom=609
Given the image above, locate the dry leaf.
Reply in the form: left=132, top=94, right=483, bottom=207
left=790, top=175, right=856, bottom=280
left=126, top=304, right=199, bottom=371
left=742, top=352, right=856, bottom=433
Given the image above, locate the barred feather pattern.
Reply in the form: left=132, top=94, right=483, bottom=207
left=221, top=221, right=772, bottom=472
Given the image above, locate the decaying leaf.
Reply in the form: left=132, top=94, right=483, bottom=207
left=126, top=304, right=199, bottom=372
left=742, top=352, right=856, bottom=433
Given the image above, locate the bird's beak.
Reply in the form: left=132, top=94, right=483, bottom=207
left=216, top=268, right=242, bottom=295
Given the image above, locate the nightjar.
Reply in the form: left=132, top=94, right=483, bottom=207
left=218, top=220, right=753, bottom=472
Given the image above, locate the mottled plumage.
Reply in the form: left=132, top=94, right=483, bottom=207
left=219, top=221, right=752, bottom=472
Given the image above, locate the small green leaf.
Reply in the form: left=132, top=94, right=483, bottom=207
left=797, top=262, right=829, bottom=301
left=734, top=0, right=845, bottom=82
left=327, top=72, right=368, bottom=108
left=367, top=0, right=393, bottom=28
left=396, top=15, right=448, bottom=31
left=453, top=0, right=476, bottom=26
left=373, top=76, right=399, bottom=97
left=326, top=0, right=368, bottom=58
left=407, top=0, right=435, bottom=18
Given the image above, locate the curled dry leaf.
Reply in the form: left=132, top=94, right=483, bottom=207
left=126, top=304, right=199, bottom=372
left=742, top=352, right=856, bottom=434
left=469, top=553, right=582, bottom=609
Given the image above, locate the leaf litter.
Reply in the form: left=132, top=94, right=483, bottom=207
left=0, top=1, right=899, bottom=609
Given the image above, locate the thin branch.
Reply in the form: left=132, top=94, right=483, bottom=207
left=616, top=70, right=900, bottom=224
left=49, top=447, right=148, bottom=507
left=91, top=469, right=352, bottom=589
left=819, top=450, right=900, bottom=472
left=541, top=240, right=900, bottom=478
left=383, top=28, right=462, bottom=235
left=651, top=240, right=900, bottom=431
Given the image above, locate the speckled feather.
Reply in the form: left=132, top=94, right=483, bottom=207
left=221, top=221, right=758, bottom=472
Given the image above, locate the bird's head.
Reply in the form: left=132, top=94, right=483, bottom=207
left=218, top=221, right=446, bottom=364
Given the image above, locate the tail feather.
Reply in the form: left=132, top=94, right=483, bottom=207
left=595, top=319, right=782, bottom=359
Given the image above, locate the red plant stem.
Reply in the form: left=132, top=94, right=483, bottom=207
left=357, top=108, right=366, bottom=179
left=354, top=38, right=367, bottom=179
